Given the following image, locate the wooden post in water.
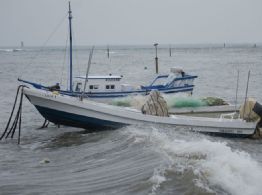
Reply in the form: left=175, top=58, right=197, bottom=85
left=107, top=45, right=110, bottom=58
left=243, top=70, right=251, bottom=119
left=169, top=45, right=172, bottom=57
left=234, top=70, right=239, bottom=112
left=154, top=43, right=159, bottom=74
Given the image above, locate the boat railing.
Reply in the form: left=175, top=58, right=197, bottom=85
left=149, top=74, right=197, bottom=87
left=219, top=112, right=240, bottom=121
left=148, top=75, right=168, bottom=86
left=174, top=75, right=198, bottom=81
left=166, top=75, right=198, bottom=88
left=18, top=78, right=46, bottom=89
left=141, top=85, right=165, bottom=90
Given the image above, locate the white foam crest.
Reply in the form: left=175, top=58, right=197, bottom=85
left=166, top=139, right=262, bottom=194
left=149, top=167, right=167, bottom=195
left=127, top=127, right=262, bottom=195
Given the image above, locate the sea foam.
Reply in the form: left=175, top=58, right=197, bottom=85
left=127, top=127, right=262, bottom=195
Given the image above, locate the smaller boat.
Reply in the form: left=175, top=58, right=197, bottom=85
left=19, top=67, right=197, bottom=99
left=12, top=41, right=24, bottom=52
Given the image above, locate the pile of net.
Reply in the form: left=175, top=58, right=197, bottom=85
left=239, top=98, right=262, bottom=122
left=166, top=96, right=228, bottom=108
left=141, top=90, right=169, bottom=117
left=201, top=97, right=228, bottom=106
left=240, top=98, right=262, bottom=138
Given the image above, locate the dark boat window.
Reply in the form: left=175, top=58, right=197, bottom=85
left=89, top=85, right=93, bottom=89
left=94, top=85, right=99, bottom=89
left=111, top=85, right=115, bottom=89
left=106, top=85, right=110, bottom=89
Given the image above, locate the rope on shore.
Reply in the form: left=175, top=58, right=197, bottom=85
left=0, top=85, right=27, bottom=144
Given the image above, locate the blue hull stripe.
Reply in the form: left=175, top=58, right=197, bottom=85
left=35, top=105, right=125, bottom=130
left=60, top=86, right=194, bottom=98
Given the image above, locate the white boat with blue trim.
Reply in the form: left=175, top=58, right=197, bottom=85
left=19, top=67, right=197, bottom=99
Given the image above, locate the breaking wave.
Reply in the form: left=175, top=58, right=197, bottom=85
left=126, top=126, right=262, bottom=195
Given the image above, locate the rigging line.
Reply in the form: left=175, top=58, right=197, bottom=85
left=72, top=27, right=81, bottom=77
left=19, top=13, right=68, bottom=79
left=60, top=29, right=69, bottom=86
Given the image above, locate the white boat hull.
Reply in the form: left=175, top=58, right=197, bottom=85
left=24, top=88, right=257, bottom=137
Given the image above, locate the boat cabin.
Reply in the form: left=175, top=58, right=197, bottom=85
left=72, top=68, right=197, bottom=94
left=73, top=75, right=123, bottom=93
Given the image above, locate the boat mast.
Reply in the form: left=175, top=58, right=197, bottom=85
left=68, top=1, right=73, bottom=92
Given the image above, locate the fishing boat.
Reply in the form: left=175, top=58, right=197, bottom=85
left=19, top=67, right=197, bottom=99
left=18, top=3, right=261, bottom=139
left=23, top=87, right=258, bottom=138
left=18, top=2, right=197, bottom=99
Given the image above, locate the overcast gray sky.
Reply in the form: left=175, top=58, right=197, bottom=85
left=1, top=0, right=262, bottom=46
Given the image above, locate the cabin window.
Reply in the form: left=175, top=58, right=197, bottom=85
left=89, top=85, right=99, bottom=90
left=106, top=85, right=115, bottom=90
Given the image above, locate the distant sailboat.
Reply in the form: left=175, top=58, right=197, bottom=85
left=13, top=41, right=24, bottom=52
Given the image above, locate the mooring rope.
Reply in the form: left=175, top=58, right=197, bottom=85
left=0, top=85, right=27, bottom=144
left=38, top=119, right=49, bottom=129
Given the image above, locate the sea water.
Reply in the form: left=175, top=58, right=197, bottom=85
left=0, top=45, right=262, bottom=195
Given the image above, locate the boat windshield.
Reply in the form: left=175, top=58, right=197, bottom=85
left=150, top=75, right=169, bottom=86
